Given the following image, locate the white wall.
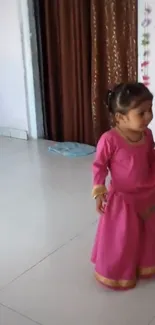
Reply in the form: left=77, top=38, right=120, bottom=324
left=0, top=0, right=37, bottom=139
left=138, top=0, right=155, bottom=137
left=0, top=0, right=28, bottom=135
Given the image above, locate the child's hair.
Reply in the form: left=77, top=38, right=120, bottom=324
left=106, top=82, right=153, bottom=116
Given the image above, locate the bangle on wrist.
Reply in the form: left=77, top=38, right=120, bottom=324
left=92, top=185, right=107, bottom=199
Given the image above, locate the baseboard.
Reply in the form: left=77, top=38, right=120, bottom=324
left=0, top=127, right=28, bottom=140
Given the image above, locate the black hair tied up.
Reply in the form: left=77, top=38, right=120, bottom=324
left=106, top=82, right=153, bottom=116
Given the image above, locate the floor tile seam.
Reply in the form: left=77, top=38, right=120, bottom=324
left=0, top=239, right=76, bottom=292
left=0, top=303, right=43, bottom=325
left=0, top=221, right=95, bottom=292
left=148, top=316, right=155, bottom=325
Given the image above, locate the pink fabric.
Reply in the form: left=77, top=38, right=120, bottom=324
left=92, top=128, right=155, bottom=283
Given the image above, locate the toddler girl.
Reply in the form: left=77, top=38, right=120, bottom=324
left=91, top=82, right=155, bottom=290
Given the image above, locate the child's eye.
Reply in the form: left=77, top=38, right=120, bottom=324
left=139, top=112, right=144, bottom=116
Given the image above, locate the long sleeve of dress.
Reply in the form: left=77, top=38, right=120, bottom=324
left=92, top=134, right=112, bottom=198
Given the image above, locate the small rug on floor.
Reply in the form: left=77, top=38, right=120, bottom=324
left=48, top=142, right=96, bottom=157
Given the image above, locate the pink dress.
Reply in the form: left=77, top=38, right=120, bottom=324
left=91, top=128, right=155, bottom=290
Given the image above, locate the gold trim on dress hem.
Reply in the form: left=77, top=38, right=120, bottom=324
left=95, top=272, right=136, bottom=288
left=92, top=185, right=107, bottom=199
left=139, top=266, right=155, bottom=276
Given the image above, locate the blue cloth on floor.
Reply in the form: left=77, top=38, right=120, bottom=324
left=48, top=142, right=96, bottom=157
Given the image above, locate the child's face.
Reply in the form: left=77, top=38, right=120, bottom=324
left=120, top=100, right=153, bottom=131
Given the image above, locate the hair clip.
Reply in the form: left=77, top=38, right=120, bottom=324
left=106, top=89, right=113, bottom=107
left=108, top=89, right=113, bottom=102
left=126, top=89, right=130, bottom=95
left=108, top=89, right=112, bottom=97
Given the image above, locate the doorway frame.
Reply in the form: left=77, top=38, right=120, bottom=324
left=18, top=0, right=44, bottom=139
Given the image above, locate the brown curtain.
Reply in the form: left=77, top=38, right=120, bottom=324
left=91, top=0, right=137, bottom=141
left=39, top=0, right=94, bottom=144
left=38, top=0, right=137, bottom=145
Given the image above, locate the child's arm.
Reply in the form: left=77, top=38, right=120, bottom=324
left=92, top=134, right=112, bottom=199
left=145, top=128, right=155, bottom=171
left=147, top=128, right=154, bottom=148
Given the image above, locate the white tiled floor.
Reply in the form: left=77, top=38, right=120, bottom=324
left=0, top=137, right=155, bottom=325
left=0, top=305, right=37, bottom=325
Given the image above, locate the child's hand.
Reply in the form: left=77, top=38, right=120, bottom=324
left=96, top=195, right=107, bottom=214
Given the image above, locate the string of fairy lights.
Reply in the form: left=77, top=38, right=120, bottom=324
left=141, top=3, right=152, bottom=87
